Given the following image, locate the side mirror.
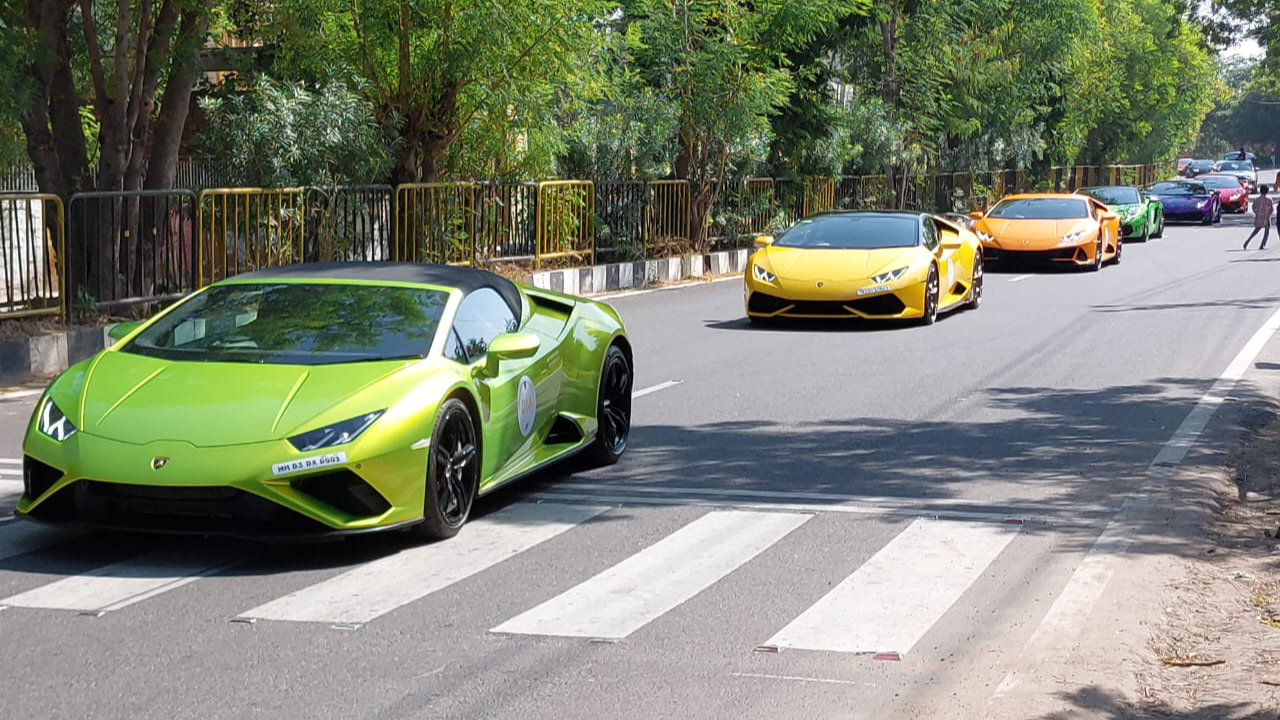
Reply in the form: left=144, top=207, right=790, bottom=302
left=940, top=231, right=963, bottom=249
left=1101, top=211, right=1119, bottom=221
left=107, top=321, right=141, bottom=341
left=480, top=332, right=540, bottom=377
left=969, top=210, right=984, bottom=220
left=753, top=235, right=775, bottom=248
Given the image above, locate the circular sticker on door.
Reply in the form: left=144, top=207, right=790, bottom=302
left=517, top=375, right=536, bottom=437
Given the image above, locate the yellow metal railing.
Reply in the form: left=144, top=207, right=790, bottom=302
left=803, top=177, right=836, bottom=216
left=197, top=188, right=305, bottom=286
left=646, top=180, right=690, bottom=255
left=394, top=183, right=478, bottom=266
left=0, top=193, right=64, bottom=318
left=535, top=180, right=594, bottom=268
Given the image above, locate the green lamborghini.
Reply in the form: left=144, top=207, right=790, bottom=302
left=1075, top=185, right=1164, bottom=241
left=17, top=263, right=633, bottom=540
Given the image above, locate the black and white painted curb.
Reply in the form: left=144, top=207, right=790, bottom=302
left=532, top=248, right=751, bottom=297
left=0, top=324, right=124, bottom=384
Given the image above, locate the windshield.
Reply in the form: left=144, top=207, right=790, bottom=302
left=1199, top=176, right=1244, bottom=189
left=774, top=214, right=920, bottom=249
left=122, top=282, right=450, bottom=365
left=1217, top=161, right=1253, bottom=171
left=987, top=198, right=1090, bottom=219
left=1190, top=160, right=1215, bottom=168
left=1148, top=181, right=1206, bottom=196
left=1079, top=187, right=1140, bottom=205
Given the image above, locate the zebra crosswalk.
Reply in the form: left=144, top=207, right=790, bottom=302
left=0, top=497, right=1082, bottom=657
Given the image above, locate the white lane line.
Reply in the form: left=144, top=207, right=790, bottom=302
left=1, top=547, right=240, bottom=613
left=732, top=672, right=876, bottom=688
left=0, top=388, right=43, bottom=402
left=548, top=482, right=1116, bottom=516
left=533, top=491, right=1108, bottom=526
left=761, top=518, right=1019, bottom=655
left=0, top=458, right=22, bottom=465
left=1008, top=274, right=1035, bottom=283
left=0, top=520, right=73, bottom=561
left=991, top=494, right=1154, bottom=698
left=1148, top=305, right=1280, bottom=473
left=491, top=510, right=811, bottom=639
left=632, top=380, right=682, bottom=399
left=239, top=503, right=610, bottom=626
left=600, top=275, right=740, bottom=300
left=0, top=479, right=21, bottom=495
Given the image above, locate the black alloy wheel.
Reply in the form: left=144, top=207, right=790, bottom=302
left=416, top=397, right=479, bottom=540
left=1152, top=211, right=1164, bottom=238
left=966, top=253, right=983, bottom=310
left=919, top=265, right=939, bottom=325
left=585, top=344, right=632, bottom=466
left=1088, top=234, right=1104, bottom=271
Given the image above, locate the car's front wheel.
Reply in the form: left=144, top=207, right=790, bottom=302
left=918, top=264, right=939, bottom=325
left=1151, top=211, right=1164, bottom=238
left=415, top=397, right=479, bottom=540
left=966, top=253, right=983, bottom=310
left=584, top=344, right=632, bottom=466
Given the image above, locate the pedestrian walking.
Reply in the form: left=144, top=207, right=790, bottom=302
left=1245, top=184, right=1273, bottom=249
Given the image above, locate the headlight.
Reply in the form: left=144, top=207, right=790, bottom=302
left=288, top=410, right=385, bottom=451
left=38, top=398, right=77, bottom=442
left=1122, top=207, right=1141, bottom=219
left=871, top=267, right=909, bottom=284
left=976, top=231, right=994, bottom=242
left=752, top=263, right=777, bottom=283
left=1061, top=229, right=1088, bottom=245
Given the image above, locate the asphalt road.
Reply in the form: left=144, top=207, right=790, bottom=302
left=3, top=177, right=1280, bottom=720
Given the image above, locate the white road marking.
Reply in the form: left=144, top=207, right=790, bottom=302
left=632, top=380, right=682, bottom=399
left=731, top=672, right=876, bottom=688
left=0, top=458, right=22, bottom=464
left=548, top=482, right=1115, bottom=516
left=0, top=519, right=72, bottom=561
left=1008, top=274, right=1035, bottom=283
left=239, top=503, right=610, bottom=625
left=533, top=490, right=1109, bottom=527
left=491, top=510, right=811, bottom=639
left=1, top=547, right=239, bottom=612
left=1148, top=304, right=1280, bottom=473
left=990, top=494, right=1154, bottom=698
left=762, top=518, right=1019, bottom=655
left=0, top=479, right=21, bottom=496
left=0, top=388, right=43, bottom=402
left=600, top=275, right=740, bottom=300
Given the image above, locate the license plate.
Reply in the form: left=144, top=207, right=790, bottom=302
left=857, top=285, right=891, bottom=296
left=272, top=452, right=348, bottom=477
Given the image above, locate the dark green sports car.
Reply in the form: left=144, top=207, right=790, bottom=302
left=1075, top=185, right=1164, bottom=241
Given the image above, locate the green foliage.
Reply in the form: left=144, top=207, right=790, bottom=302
left=197, top=74, right=395, bottom=187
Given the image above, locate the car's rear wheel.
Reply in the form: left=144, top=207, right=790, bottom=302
left=415, top=397, right=479, bottom=540
left=584, top=344, right=632, bottom=466
left=918, top=265, right=939, bottom=325
left=966, top=253, right=983, bottom=310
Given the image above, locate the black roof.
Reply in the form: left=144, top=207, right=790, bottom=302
left=224, top=262, right=523, bottom=316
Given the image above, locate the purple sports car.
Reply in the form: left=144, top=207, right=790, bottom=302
left=1144, top=180, right=1221, bottom=225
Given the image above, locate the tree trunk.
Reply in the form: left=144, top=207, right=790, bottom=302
left=145, top=2, right=211, bottom=191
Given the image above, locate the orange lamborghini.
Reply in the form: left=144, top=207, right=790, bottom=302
left=969, top=193, right=1122, bottom=271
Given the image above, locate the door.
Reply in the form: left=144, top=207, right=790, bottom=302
left=930, top=218, right=964, bottom=306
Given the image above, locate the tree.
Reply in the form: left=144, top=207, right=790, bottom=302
left=263, top=0, right=609, bottom=184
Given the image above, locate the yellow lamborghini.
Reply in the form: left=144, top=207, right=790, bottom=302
left=744, top=210, right=984, bottom=325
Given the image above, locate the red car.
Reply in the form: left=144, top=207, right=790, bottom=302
left=1197, top=173, right=1250, bottom=213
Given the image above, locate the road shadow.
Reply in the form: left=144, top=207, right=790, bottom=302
left=1090, top=296, right=1280, bottom=313
left=1028, top=685, right=1277, bottom=720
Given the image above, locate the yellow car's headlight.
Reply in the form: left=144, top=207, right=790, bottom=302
left=752, top=263, right=777, bottom=283
left=871, top=267, right=908, bottom=285
left=976, top=230, right=994, bottom=242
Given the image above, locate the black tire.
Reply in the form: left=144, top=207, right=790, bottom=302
left=1112, top=235, right=1123, bottom=265
left=1087, top=234, right=1104, bottom=272
left=1213, top=202, right=1223, bottom=224
left=1151, top=211, right=1164, bottom=239
left=584, top=344, right=632, bottom=467
left=414, top=397, right=480, bottom=540
left=966, top=252, right=983, bottom=310
left=1201, top=205, right=1214, bottom=225
left=918, top=265, right=939, bottom=325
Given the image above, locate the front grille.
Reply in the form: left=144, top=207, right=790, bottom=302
left=292, top=470, right=391, bottom=518
left=28, top=479, right=331, bottom=536
left=23, top=456, right=62, bottom=500
left=987, top=247, right=1079, bottom=263
left=749, top=291, right=906, bottom=317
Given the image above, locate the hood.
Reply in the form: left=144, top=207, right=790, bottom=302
left=978, top=218, right=1092, bottom=241
left=761, top=246, right=916, bottom=281
left=1157, top=194, right=1208, bottom=206
left=77, top=350, right=416, bottom=447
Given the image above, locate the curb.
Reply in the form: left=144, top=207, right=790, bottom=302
left=532, top=248, right=750, bottom=296
left=0, top=324, right=122, bottom=385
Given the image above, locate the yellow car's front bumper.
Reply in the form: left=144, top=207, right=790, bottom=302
left=743, top=269, right=930, bottom=320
